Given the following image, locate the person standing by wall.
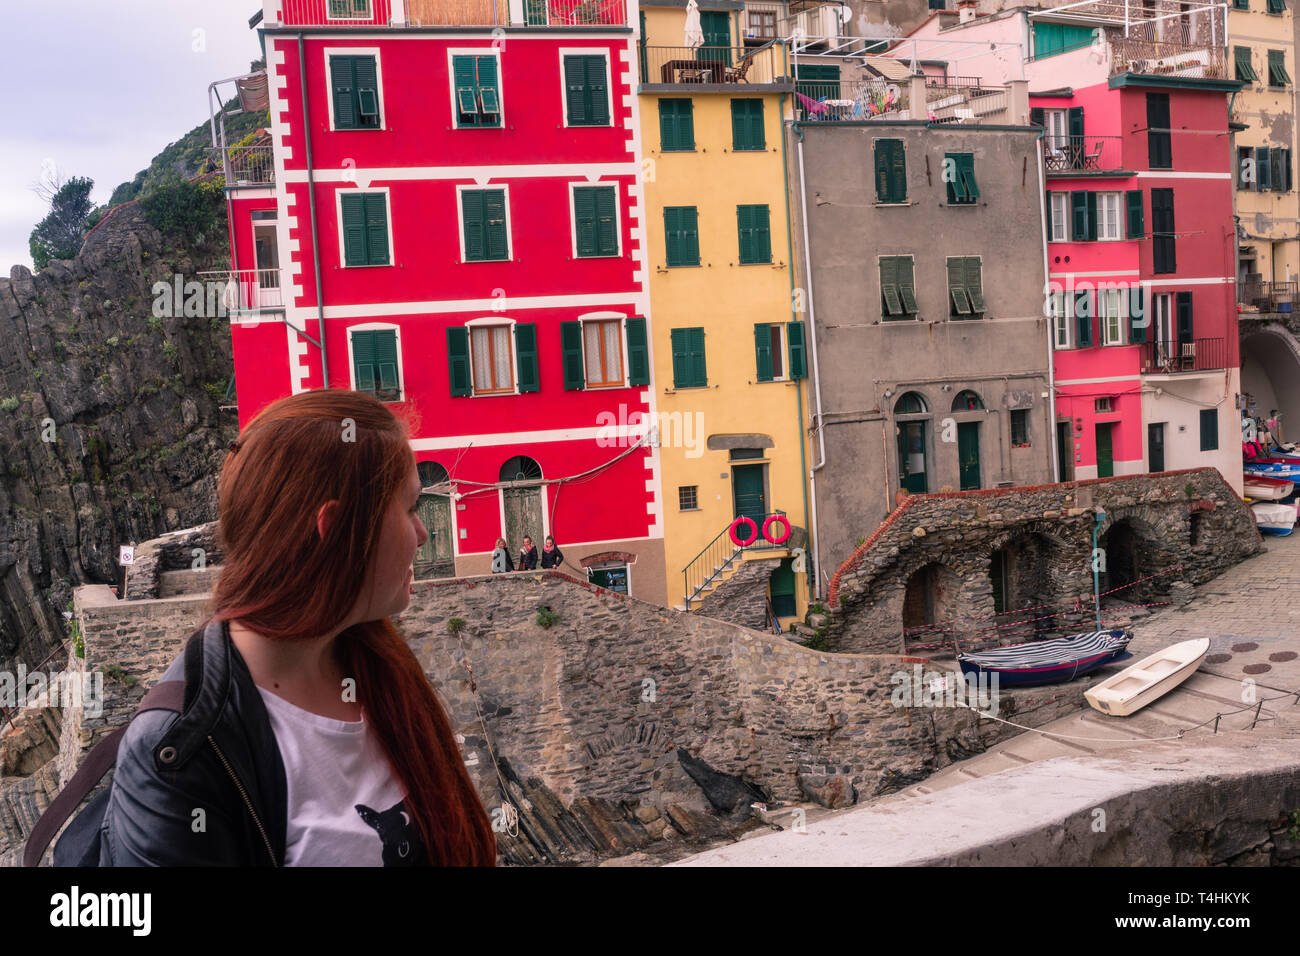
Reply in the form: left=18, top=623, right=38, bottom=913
left=517, top=535, right=539, bottom=570
left=491, top=538, right=514, bottom=573
left=539, top=536, right=564, bottom=569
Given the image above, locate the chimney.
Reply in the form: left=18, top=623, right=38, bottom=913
left=958, top=0, right=977, bottom=23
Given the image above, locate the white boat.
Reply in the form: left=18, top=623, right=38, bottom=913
left=1252, top=501, right=1298, bottom=536
left=1084, top=638, right=1210, bottom=717
left=1243, top=477, right=1294, bottom=501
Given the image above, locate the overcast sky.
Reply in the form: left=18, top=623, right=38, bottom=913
left=0, top=1, right=263, bottom=273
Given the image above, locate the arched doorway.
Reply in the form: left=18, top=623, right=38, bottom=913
left=894, top=391, right=930, bottom=494
left=415, top=461, right=454, bottom=579
left=1241, top=326, right=1300, bottom=446
left=990, top=532, right=1065, bottom=636
left=500, top=455, right=544, bottom=551
left=1100, top=518, right=1161, bottom=604
left=902, top=562, right=961, bottom=634
left=951, top=390, right=984, bottom=491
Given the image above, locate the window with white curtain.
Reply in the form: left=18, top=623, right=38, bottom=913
left=471, top=324, right=514, bottom=394
left=584, top=319, right=623, bottom=387
left=1050, top=289, right=1070, bottom=348
left=1100, top=288, right=1124, bottom=344
left=1050, top=192, right=1068, bottom=242
left=1097, top=192, right=1122, bottom=240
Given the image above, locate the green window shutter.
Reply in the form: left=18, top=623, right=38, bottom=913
left=484, top=189, right=508, bottom=260
left=874, top=140, right=890, bottom=200
left=626, top=317, right=649, bottom=386
left=946, top=153, right=977, bottom=204
left=453, top=56, right=479, bottom=125
left=890, top=141, right=906, bottom=202
left=964, top=257, right=985, bottom=313
left=341, top=194, right=367, bottom=266
left=514, top=323, right=539, bottom=393
left=596, top=187, right=617, bottom=255
left=753, top=324, right=774, bottom=382
left=1269, top=50, right=1291, bottom=86
left=560, top=321, right=585, bottom=390
left=374, top=329, right=398, bottom=396
left=1286, top=148, right=1294, bottom=191
left=787, top=322, right=806, bottom=379
left=960, top=153, right=979, bottom=202
left=947, top=258, right=971, bottom=316
left=1272, top=148, right=1286, bottom=191
left=1071, top=190, right=1089, bottom=240
left=876, top=140, right=905, bottom=202
left=1200, top=408, right=1219, bottom=451
left=574, top=187, right=597, bottom=257
left=353, top=56, right=378, bottom=126
left=1176, top=290, right=1194, bottom=343
left=1030, top=107, right=1045, bottom=127
left=447, top=327, right=471, bottom=396
left=1068, top=106, right=1085, bottom=140
left=659, top=98, right=694, bottom=150
left=899, top=256, right=917, bottom=313
left=689, top=327, right=706, bottom=386
left=1075, top=290, right=1092, bottom=346
left=1235, top=47, right=1259, bottom=82
left=462, top=190, right=485, bottom=260
left=352, top=329, right=375, bottom=392
left=1125, top=189, right=1144, bottom=238
left=880, top=256, right=902, bottom=316
left=1258, top=147, right=1272, bottom=190
left=563, top=56, right=587, bottom=124
left=584, top=56, right=609, bottom=125
left=1127, top=286, right=1147, bottom=343
left=737, top=205, right=770, bottom=264
left=670, top=328, right=690, bottom=387
left=1085, top=191, right=1098, bottom=241
left=1268, top=0, right=1284, bottom=12
left=665, top=206, right=699, bottom=266
left=331, top=56, right=357, bottom=129
left=731, top=99, right=765, bottom=150
left=944, top=153, right=962, bottom=204
left=475, top=56, right=501, bottom=125
left=364, top=193, right=388, bottom=265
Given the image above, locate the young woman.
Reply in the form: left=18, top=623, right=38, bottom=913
left=490, top=538, right=514, bottom=573
left=539, top=535, right=564, bottom=569
left=517, top=535, right=539, bottom=571
left=101, top=390, right=496, bottom=866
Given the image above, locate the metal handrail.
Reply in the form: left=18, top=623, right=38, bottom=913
left=681, top=511, right=789, bottom=610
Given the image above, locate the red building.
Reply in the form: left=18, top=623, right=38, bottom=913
left=209, top=0, right=666, bottom=598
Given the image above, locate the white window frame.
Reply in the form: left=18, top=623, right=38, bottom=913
left=346, top=322, right=404, bottom=402
left=1044, top=108, right=1069, bottom=153
left=568, top=180, right=623, bottom=259
left=326, top=0, right=372, bottom=20
left=1050, top=289, right=1071, bottom=349
left=578, top=310, right=630, bottom=389
left=465, top=316, right=519, bottom=397
left=1097, top=191, right=1123, bottom=241
left=558, top=48, right=614, bottom=129
left=455, top=183, right=514, bottom=263
left=334, top=186, right=394, bottom=269
left=587, top=560, right=631, bottom=594
left=447, top=48, right=505, bottom=130
left=1049, top=192, right=1069, bottom=242
left=1100, top=287, right=1124, bottom=344
left=760, top=321, right=789, bottom=381
left=325, top=48, right=386, bottom=132
left=1153, top=291, right=1174, bottom=347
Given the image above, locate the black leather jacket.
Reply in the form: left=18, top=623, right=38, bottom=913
left=100, top=617, right=288, bottom=866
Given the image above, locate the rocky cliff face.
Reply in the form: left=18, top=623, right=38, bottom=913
left=0, top=201, right=237, bottom=678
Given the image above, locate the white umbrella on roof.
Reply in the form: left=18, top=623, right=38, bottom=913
left=684, top=0, right=704, bottom=49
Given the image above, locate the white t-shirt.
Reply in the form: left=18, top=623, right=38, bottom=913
left=256, top=686, right=423, bottom=866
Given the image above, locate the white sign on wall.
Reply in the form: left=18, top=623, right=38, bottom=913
left=118, top=546, right=134, bottom=566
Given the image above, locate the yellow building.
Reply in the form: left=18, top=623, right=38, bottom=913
left=637, top=1, right=812, bottom=626
left=1231, top=0, right=1299, bottom=302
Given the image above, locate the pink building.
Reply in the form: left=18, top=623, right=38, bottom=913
left=908, top=3, right=1244, bottom=491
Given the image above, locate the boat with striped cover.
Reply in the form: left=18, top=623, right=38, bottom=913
left=957, top=629, right=1134, bottom=688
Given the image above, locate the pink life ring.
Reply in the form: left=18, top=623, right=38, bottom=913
left=729, top=516, right=759, bottom=547
left=763, top=513, right=792, bottom=545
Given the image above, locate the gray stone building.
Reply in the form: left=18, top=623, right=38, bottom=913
left=789, top=97, right=1056, bottom=589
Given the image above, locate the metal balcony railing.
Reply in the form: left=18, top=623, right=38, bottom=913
left=1109, top=37, right=1226, bottom=79
left=681, top=511, right=792, bottom=610
left=211, top=145, right=275, bottom=188
left=1142, top=337, right=1228, bottom=373
left=275, top=0, right=626, bottom=26
left=641, top=42, right=785, bottom=86
left=793, top=78, right=911, bottom=122
left=1240, top=278, right=1298, bottom=313
left=195, top=269, right=285, bottom=314
left=1041, top=135, right=1124, bottom=172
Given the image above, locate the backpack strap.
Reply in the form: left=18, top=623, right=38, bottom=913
left=22, top=679, right=186, bottom=867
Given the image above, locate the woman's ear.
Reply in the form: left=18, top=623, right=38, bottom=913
left=316, top=499, right=341, bottom=542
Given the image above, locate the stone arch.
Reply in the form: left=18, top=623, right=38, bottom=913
left=901, top=561, right=963, bottom=635
left=1097, top=514, right=1167, bottom=605
left=1241, top=324, right=1300, bottom=446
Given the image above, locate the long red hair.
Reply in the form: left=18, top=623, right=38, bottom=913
left=209, top=389, right=496, bottom=866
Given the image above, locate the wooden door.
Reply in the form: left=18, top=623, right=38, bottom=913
left=1057, top=420, right=1074, bottom=481
left=957, top=421, right=982, bottom=491
left=898, top=421, right=928, bottom=493
left=698, top=11, right=732, bottom=66
left=414, top=493, right=454, bottom=578
left=503, top=486, right=544, bottom=552
left=1096, top=423, right=1114, bottom=478
left=1148, top=422, right=1165, bottom=473
left=731, top=464, right=766, bottom=522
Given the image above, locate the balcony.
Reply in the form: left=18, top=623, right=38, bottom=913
left=196, top=269, right=286, bottom=316
left=210, top=144, right=275, bottom=189
left=273, top=0, right=628, bottom=27
left=925, top=79, right=1009, bottom=124
left=1141, top=337, right=1228, bottom=375
left=640, top=42, right=789, bottom=88
left=1239, top=278, right=1298, bottom=315
left=1041, top=135, right=1125, bottom=174
left=1109, top=36, right=1226, bottom=80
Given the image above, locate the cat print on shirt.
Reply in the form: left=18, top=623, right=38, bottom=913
left=356, top=799, right=427, bottom=866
